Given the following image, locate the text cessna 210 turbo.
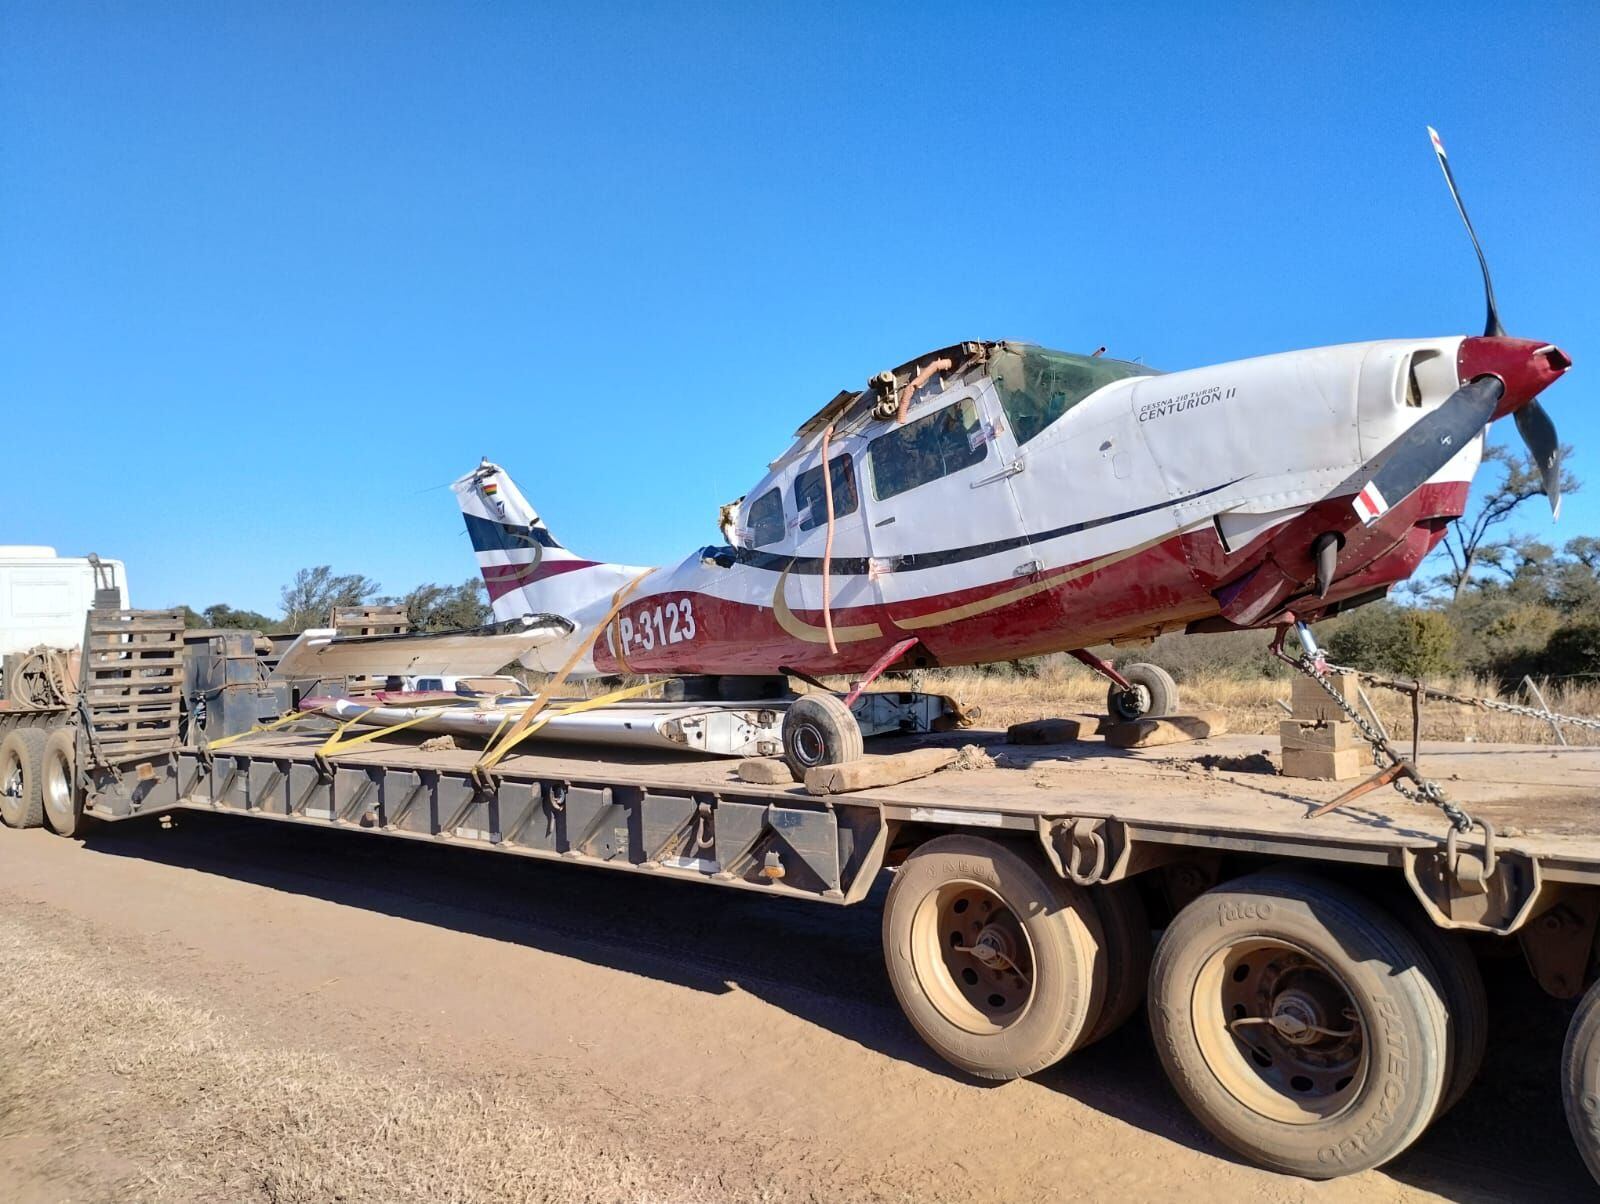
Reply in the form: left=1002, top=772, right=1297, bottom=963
left=442, top=129, right=1569, bottom=774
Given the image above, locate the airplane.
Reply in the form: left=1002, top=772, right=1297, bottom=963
left=449, top=129, right=1570, bottom=774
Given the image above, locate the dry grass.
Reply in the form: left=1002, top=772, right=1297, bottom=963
left=0, top=909, right=752, bottom=1204
left=916, top=658, right=1600, bottom=747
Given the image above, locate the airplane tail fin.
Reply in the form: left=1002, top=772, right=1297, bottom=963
left=451, top=459, right=644, bottom=623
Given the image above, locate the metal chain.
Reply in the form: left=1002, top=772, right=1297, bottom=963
left=1322, top=663, right=1600, bottom=734
left=1279, top=637, right=1475, bottom=833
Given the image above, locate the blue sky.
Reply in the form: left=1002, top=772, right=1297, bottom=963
left=3, top=2, right=1596, bottom=614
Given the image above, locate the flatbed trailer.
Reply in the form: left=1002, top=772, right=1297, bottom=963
left=7, top=606, right=1600, bottom=1184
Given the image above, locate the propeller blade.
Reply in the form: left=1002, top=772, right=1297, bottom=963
left=1428, top=126, right=1504, bottom=338
left=1513, top=398, right=1563, bottom=520
left=1352, top=375, right=1504, bottom=525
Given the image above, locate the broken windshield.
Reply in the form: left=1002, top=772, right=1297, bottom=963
left=989, top=345, right=1155, bottom=445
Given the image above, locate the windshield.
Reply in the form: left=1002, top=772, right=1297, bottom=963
left=990, top=345, right=1156, bottom=445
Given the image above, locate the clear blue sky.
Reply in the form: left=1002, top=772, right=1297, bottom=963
left=3, top=2, right=1596, bottom=614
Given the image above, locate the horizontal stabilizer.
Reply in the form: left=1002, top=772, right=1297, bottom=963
left=272, top=614, right=573, bottom=681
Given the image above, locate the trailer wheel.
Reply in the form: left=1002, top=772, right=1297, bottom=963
left=0, top=728, right=47, bottom=829
left=41, top=728, right=89, bottom=838
left=1107, top=662, right=1178, bottom=721
left=1562, top=977, right=1600, bottom=1186
left=1082, top=878, right=1153, bottom=1046
left=1148, top=870, right=1448, bottom=1178
left=1391, top=900, right=1487, bottom=1116
left=883, top=834, right=1105, bottom=1080
left=781, top=693, right=863, bottom=777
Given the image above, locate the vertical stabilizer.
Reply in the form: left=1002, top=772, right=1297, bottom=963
left=452, top=459, right=647, bottom=624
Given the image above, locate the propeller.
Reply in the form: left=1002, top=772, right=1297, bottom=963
left=1352, top=129, right=1564, bottom=525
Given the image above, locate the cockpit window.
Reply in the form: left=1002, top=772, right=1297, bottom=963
left=793, top=453, right=859, bottom=533
left=868, top=399, right=988, bottom=501
left=990, top=345, right=1155, bottom=445
left=746, top=487, right=786, bottom=548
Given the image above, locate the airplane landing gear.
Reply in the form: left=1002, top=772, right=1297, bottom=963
left=781, top=693, right=864, bottom=778
left=1106, top=662, right=1179, bottom=721
left=1070, top=650, right=1179, bottom=721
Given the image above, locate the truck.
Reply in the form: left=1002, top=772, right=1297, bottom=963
left=3, top=597, right=1600, bottom=1185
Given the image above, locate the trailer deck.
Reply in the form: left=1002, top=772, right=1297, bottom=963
left=123, top=721, right=1600, bottom=934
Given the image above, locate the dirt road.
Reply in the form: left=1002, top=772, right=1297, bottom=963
left=0, top=814, right=1591, bottom=1202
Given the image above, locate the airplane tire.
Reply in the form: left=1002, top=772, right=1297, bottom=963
left=1562, top=976, right=1600, bottom=1187
left=1148, top=870, right=1448, bottom=1178
left=0, top=728, right=48, bottom=830
left=781, top=693, right=863, bottom=776
left=1107, top=662, right=1178, bottom=721
left=883, top=834, right=1105, bottom=1079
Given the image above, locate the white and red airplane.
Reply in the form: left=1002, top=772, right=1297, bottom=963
left=450, top=130, right=1569, bottom=765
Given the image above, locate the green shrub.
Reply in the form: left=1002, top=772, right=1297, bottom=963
left=1323, top=604, right=1457, bottom=678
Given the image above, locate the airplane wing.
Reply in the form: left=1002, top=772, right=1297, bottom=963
left=271, top=614, right=574, bottom=681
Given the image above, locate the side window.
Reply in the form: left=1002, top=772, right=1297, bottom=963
left=793, top=453, right=859, bottom=533
left=867, top=399, right=988, bottom=502
left=745, top=488, right=786, bottom=548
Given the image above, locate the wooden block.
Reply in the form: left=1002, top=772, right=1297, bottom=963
left=1290, top=673, right=1360, bottom=722
left=804, top=747, right=958, bottom=795
left=736, top=757, right=798, bottom=785
left=1006, top=715, right=1105, bottom=744
left=1103, top=711, right=1228, bottom=749
left=1279, top=719, right=1359, bottom=753
left=1281, top=746, right=1365, bottom=781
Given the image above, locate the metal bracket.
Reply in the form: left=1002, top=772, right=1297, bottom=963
left=1036, top=816, right=1122, bottom=886
left=1403, top=822, right=1543, bottom=934
left=1519, top=892, right=1600, bottom=999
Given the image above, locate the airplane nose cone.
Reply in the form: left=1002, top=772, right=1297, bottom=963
left=1458, top=336, right=1571, bottom=420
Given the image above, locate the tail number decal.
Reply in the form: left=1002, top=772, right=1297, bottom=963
left=619, top=598, right=698, bottom=653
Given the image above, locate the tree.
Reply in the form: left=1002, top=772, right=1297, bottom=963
left=201, top=603, right=279, bottom=631
left=1324, top=604, right=1457, bottom=678
left=384, top=579, right=492, bottom=632
left=1431, top=444, right=1579, bottom=601
left=280, top=566, right=381, bottom=631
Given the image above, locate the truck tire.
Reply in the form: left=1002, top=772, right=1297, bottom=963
left=781, top=693, right=863, bottom=777
left=883, top=834, right=1106, bottom=1080
left=1562, top=977, right=1600, bottom=1187
left=42, top=728, right=89, bottom=838
left=0, top=728, right=48, bottom=829
left=1147, top=870, right=1448, bottom=1178
left=1107, top=662, right=1178, bottom=721
left=1389, top=899, right=1487, bottom=1116
left=1082, top=878, right=1153, bottom=1046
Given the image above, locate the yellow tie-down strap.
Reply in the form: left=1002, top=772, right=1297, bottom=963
left=475, top=569, right=654, bottom=776
left=474, top=680, right=656, bottom=772
left=205, top=709, right=319, bottom=751
left=315, top=706, right=448, bottom=758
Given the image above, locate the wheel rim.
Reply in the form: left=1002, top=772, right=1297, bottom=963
left=43, top=745, right=74, bottom=829
left=1, top=750, right=22, bottom=816
left=1192, top=938, right=1368, bottom=1124
left=791, top=723, right=826, bottom=767
left=1113, top=684, right=1150, bottom=720
left=908, top=879, right=1036, bottom=1034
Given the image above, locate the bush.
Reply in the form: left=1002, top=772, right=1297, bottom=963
left=1323, top=604, right=1457, bottom=678
left=1538, top=621, right=1600, bottom=681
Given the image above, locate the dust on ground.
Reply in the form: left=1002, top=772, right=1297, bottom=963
left=0, top=818, right=1591, bottom=1202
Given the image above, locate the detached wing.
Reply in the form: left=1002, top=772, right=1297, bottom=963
left=272, top=614, right=573, bottom=680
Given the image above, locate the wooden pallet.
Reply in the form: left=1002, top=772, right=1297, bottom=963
left=80, top=609, right=185, bottom=767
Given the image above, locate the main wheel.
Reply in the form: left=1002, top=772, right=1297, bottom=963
left=42, top=728, right=89, bottom=838
left=1563, top=977, right=1600, bottom=1187
left=781, top=693, right=863, bottom=777
left=883, top=835, right=1106, bottom=1080
left=1148, top=870, right=1449, bottom=1178
left=1107, top=662, right=1178, bottom=721
left=0, top=728, right=48, bottom=829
